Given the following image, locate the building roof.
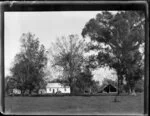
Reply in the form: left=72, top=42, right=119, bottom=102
left=46, top=83, right=70, bottom=88
left=99, top=83, right=117, bottom=91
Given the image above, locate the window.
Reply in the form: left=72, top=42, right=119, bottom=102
left=49, top=88, right=51, bottom=91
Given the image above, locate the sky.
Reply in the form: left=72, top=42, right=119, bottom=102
left=5, top=11, right=117, bottom=84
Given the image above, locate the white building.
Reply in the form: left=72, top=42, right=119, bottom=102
left=13, top=88, right=21, bottom=94
left=46, top=83, right=70, bottom=94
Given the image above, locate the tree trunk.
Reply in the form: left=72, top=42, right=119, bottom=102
left=117, top=71, right=123, bottom=95
left=128, top=82, right=136, bottom=96
left=68, top=75, right=74, bottom=95
left=129, top=86, right=136, bottom=96
left=29, top=89, right=32, bottom=96
left=117, top=76, right=121, bottom=95
left=69, top=78, right=74, bottom=95
left=70, top=85, right=74, bottom=95
left=129, top=87, right=136, bottom=96
left=21, top=89, right=25, bottom=96
left=128, top=88, right=132, bottom=94
left=22, top=89, right=26, bottom=96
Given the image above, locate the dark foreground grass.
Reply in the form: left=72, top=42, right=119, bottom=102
left=5, top=93, right=144, bottom=115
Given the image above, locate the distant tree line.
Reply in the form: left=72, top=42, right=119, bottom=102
left=5, top=11, right=145, bottom=96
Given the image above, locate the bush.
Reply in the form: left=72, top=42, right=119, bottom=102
left=135, top=80, right=144, bottom=92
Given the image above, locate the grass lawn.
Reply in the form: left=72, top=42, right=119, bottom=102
left=5, top=93, right=144, bottom=115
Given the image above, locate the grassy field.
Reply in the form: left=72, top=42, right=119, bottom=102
left=5, top=93, right=144, bottom=115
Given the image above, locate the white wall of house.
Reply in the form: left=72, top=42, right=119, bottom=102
left=46, top=87, right=70, bottom=94
left=46, top=83, right=70, bottom=94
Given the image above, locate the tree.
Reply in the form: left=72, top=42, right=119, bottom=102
left=5, top=76, right=15, bottom=95
left=82, top=11, right=145, bottom=95
left=75, top=65, right=94, bottom=94
left=49, top=35, right=87, bottom=94
left=135, top=79, right=144, bottom=92
left=10, top=32, right=47, bottom=95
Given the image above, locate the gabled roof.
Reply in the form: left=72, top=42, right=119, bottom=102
left=99, top=83, right=117, bottom=91
left=46, top=83, right=70, bottom=88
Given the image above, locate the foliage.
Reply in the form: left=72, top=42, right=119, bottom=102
left=75, top=66, right=94, bottom=94
left=10, top=32, right=47, bottom=95
left=5, top=76, right=16, bottom=94
left=101, top=78, right=117, bottom=87
left=82, top=11, right=145, bottom=94
left=135, top=79, right=144, bottom=92
left=49, top=35, right=85, bottom=93
left=123, top=79, right=144, bottom=93
left=49, top=35, right=97, bottom=94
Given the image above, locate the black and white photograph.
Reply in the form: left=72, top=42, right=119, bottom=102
left=0, top=1, right=148, bottom=115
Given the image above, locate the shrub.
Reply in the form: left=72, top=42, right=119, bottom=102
left=135, top=79, right=144, bottom=92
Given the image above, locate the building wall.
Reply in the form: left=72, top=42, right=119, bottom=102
left=46, top=87, right=70, bottom=94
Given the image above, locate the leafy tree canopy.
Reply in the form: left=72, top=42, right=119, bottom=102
left=49, top=35, right=96, bottom=94
left=10, top=32, right=47, bottom=95
left=82, top=11, right=145, bottom=94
